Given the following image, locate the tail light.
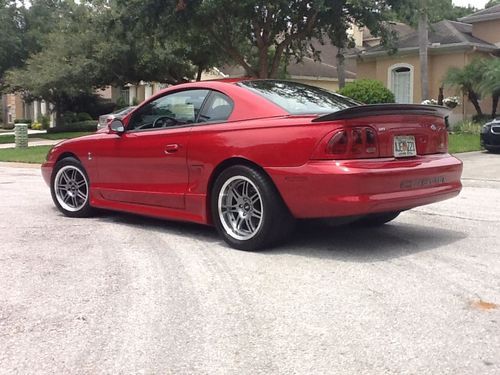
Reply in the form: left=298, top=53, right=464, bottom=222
left=313, top=126, right=379, bottom=159
left=437, top=128, right=448, bottom=153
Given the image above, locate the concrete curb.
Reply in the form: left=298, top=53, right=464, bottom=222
left=0, top=139, right=63, bottom=149
left=0, top=162, right=42, bottom=168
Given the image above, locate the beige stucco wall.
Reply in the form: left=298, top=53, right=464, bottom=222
left=472, top=19, right=500, bottom=45
left=14, top=95, right=24, bottom=119
left=355, top=50, right=497, bottom=120
left=136, top=86, right=146, bottom=103
left=291, top=78, right=340, bottom=92
left=357, top=54, right=421, bottom=103
left=356, top=61, right=377, bottom=79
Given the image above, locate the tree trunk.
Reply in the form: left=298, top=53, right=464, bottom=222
left=258, top=47, right=269, bottom=78
left=492, top=91, right=499, bottom=118
left=336, top=49, right=346, bottom=89
left=55, top=107, right=63, bottom=127
left=438, top=87, right=444, bottom=106
left=196, top=65, right=203, bottom=82
left=468, top=91, right=483, bottom=116
left=418, top=2, right=429, bottom=102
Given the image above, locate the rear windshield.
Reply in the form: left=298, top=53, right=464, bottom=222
left=237, top=80, right=358, bottom=115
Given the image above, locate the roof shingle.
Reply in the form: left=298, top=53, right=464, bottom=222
left=459, top=4, right=500, bottom=23
left=357, top=20, right=497, bottom=57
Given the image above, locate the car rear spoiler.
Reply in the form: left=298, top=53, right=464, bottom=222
left=312, top=104, right=452, bottom=123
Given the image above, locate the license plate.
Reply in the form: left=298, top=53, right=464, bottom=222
left=394, top=135, right=417, bottom=157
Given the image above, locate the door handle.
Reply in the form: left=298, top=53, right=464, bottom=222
left=165, top=144, right=180, bottom=154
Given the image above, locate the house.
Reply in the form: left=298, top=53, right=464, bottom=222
left=96, top=82, right=168, bottom=106
left=350, top=5, right=500, bottom=122
left=203, top=31, right=366, bottom=92
left=1, top=94, right=53, bottom=127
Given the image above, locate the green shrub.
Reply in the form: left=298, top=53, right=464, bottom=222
left=14, top=118, right=32, bottom=125
left=47, top=120, right=97, bottom=133
left=472, top=114, right=494, bottom=124
left=77, top=112, right=93, bottom=122
left=88, top=98, right=117, bottom=118
left=62, top=111, right=78, bottom=124
left=38, top=115, right=51, bottom=129
left=115, top=96, right=128, bottom=110
left=453, top=120, right=482, bottom=135
left=338, top=79, right=395, bottom=104
left=31, top=121, right=43, bottom=130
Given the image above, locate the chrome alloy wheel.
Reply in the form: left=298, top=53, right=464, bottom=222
left=218, top=176, right=264, bottom=241
left=54, top=165, right=89, bottom=212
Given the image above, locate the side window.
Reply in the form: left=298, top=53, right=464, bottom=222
left=128, top=89, right=209, bottom=131
left=199, top=91, right=234, bottom=123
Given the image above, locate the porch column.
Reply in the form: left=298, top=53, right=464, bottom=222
left=129, top=85, right=137, bottom=106
left=145, top=84, right=153, bottom=100
left=49, top=104, right=55, bottom=127
left=33, top=100, right=39, bottom=121
left=41, top=100, right=47, bottom=116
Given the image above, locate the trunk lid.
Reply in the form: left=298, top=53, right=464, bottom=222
left=313, top=104, right=450, bottom=157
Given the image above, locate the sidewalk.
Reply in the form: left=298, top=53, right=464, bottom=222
left=0, top=138, right=63, bottom=149
left=0, top=129, right=47, bottom=136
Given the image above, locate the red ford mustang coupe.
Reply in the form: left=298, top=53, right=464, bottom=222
left=42, top=79, right=462, bottom=250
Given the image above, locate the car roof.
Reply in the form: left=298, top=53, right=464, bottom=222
left=147, top=79, right=289, bottom=121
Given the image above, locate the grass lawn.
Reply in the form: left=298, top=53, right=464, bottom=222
left=0, top=131, right=92, bottom=144
left=449, top=133, right=481, bottom=154
left=0, top=145, right=52, bottom=164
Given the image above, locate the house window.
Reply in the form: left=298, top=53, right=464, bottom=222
left=388, top=64, right=414, bottom=104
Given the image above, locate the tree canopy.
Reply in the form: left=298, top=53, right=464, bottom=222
left=486, top=0, right=500, bottom=8
left=0, top=1, right=26, bottom=87
left=393, top=0, right=476, bottom=25
left=116, top=0, right=411, bottom=79
left=2, top=0, right=486, bottom=120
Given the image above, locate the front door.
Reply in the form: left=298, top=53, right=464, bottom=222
left=392, top=67, right=412, bottom=104
left=94, top=89, right=210, bottom=209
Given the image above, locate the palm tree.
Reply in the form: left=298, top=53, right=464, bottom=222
left=444, top=59, right=486, bottom=116
left=479, top=59, right=500, bottom=118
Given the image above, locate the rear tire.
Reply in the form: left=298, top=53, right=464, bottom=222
left=51, top=157, right=94, bottom=218
left=211, top=165, right=294, bottom=251
left=353, top=211, right=401, bottom=226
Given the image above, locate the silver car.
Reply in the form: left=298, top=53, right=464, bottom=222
left=97, top=106, right=136, bottom=130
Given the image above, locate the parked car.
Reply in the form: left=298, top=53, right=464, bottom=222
left=42, top=79, right=463, bottom=250
left=97, top=106, right=136, bottom=130
left=481, top=119, right=500, bottom=152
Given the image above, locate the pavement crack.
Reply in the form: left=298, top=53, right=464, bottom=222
left=414, top=211, right=499, bottom=223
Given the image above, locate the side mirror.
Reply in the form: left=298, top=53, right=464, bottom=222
left=109, top=119, right=125, bottom=134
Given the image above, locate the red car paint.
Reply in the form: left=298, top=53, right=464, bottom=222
left=42, top=80, right=462, bottom=225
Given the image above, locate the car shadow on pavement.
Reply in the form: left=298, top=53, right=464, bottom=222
left=93, top=210, right=219, bottom=242
left=269, top=220, right=468, bottom=262
left=86, top=209, right=467, bottom=262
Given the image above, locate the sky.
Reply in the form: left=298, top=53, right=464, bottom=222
left=452, top=0, right=488, bottom=8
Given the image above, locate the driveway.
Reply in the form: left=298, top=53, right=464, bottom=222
left=0, top=152, right=499, bottom=374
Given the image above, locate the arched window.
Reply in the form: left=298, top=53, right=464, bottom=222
left=388, top=64, right=414, bottom=104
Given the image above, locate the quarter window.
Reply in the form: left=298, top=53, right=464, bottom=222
left=128, top=89, right=209, bottom=131
left=199, top=92, right=234, bottom=122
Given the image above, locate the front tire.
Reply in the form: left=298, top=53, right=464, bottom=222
left=212, top=165, right=294, bottom=251
left=51, top=157, right=94, bottom=218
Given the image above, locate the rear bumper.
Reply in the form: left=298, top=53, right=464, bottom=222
left=266, top=154, right=463, bottom=219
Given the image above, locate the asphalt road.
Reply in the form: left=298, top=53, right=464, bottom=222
left=0, top=152, right=499, bottom=375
